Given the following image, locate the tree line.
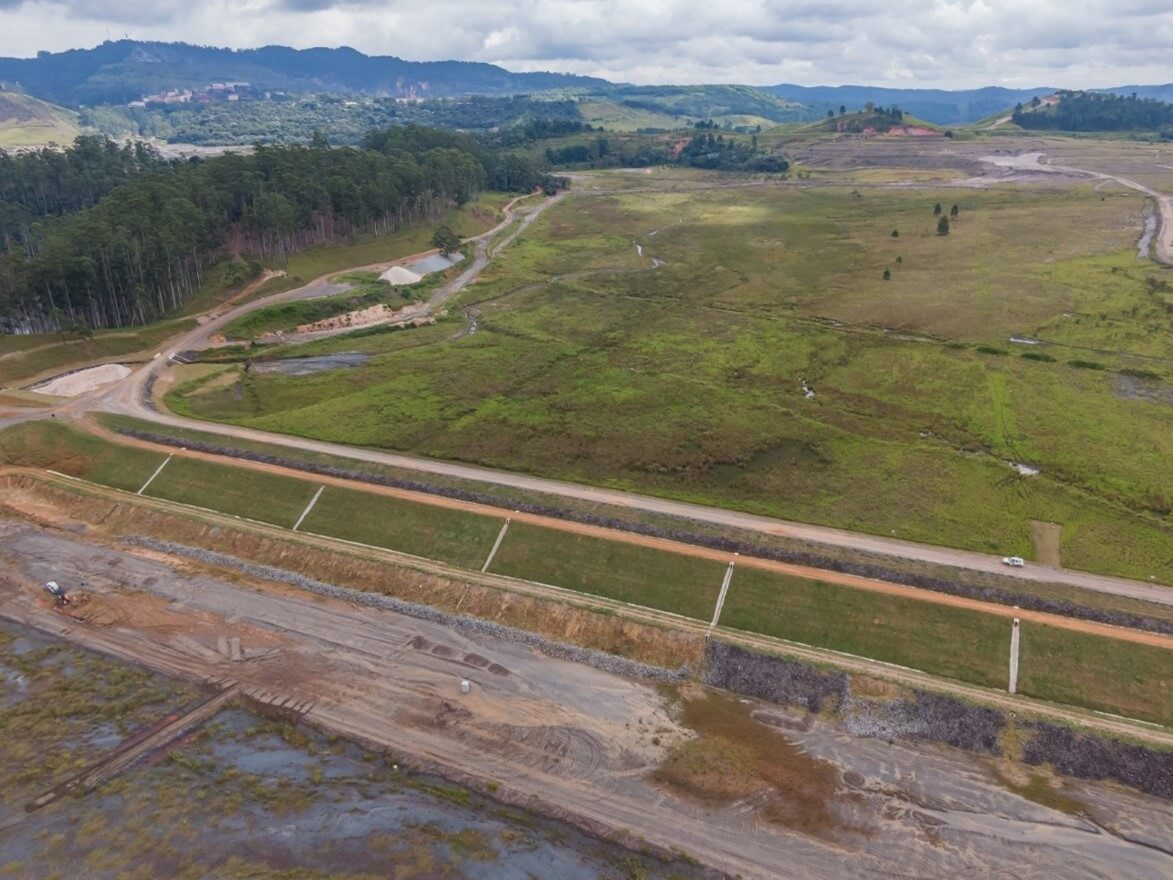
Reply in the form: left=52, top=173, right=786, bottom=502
left=1013, top=91, right=1173, bottom=131
left=0, top=126, right=553, bottom=334
left=0, top=136, right=168, bottom=252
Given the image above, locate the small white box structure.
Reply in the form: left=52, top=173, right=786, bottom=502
left=460, top=679, right=471, bottom=695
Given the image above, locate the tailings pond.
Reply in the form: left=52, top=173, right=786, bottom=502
left=0, top=623, right=702, bottom=880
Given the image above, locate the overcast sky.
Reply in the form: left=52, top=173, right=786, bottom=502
left=1, top=0, right=1170, bottom=88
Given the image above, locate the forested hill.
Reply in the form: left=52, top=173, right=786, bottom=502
left=0, top=41, right=609, bottom=107
left=1012, top=90, right=1173, bottom=132
left=0, top=127, right=553, bottom=334
left=766, top=83, right=1173, bottom=125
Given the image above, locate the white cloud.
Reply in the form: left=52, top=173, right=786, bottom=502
left=0, top=0, right=1170, bottom=88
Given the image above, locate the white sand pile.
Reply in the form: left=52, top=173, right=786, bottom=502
left=380, top=265, right=422, bottom=286
left=34, top=363, right=131, bottom=397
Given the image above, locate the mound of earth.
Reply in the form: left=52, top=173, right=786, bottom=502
left=380, top=265, right=422, bottom=286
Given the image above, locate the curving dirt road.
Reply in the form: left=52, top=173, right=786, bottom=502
left=982, top=151, right=1173, bottom=264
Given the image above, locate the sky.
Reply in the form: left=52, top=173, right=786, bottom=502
left=0, top=0, right=1171, bottom=88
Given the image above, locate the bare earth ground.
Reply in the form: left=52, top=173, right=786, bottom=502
left=2, top=519, right=1171, bottom=879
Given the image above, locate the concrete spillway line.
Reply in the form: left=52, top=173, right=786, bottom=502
left=136, top=452, right=173, bottom=495
left=709, top=558, right=737, bottom=629
left=1009, top=618, right=1022, bottom=695
left=292, top=485, right=325, bottom=531
left=481, top=518, right=511, bottom=572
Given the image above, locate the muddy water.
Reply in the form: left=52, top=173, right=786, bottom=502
left=1138, top=207, right=1158, bottom=259
left=406, top=252, right=463, bottom=275
left=0, top=631, right=701, bottom=880
left=251, top=352, right=370, bottom=377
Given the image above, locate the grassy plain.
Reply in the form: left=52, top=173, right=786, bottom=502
left=171, top=178, right=1173, bottom=583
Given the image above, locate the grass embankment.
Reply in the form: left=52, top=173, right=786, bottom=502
left=3, top=420, right=1170, bottom=726
left=720, top=568, right=1010, bottom=687
left=143, top=455, right=318, bottom=527
left=95, top=413, right=1173, bottom=629
left=487, top=522, right=726, bottom=620
left=0, top=318, right=197, bottom=388
left=169, top=183, right=1173, bottom=584
left=301, top=488, right=501, bottom=569
left=720, top=567, right=1172, bottom=726
left=0, top=420, right=165, bottom=491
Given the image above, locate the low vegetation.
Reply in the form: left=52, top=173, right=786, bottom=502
left=487, top=522, right=726, bottom=620
left=172, top=182, right=1173, bottom=583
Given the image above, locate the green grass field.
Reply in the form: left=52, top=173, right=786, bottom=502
left=171, top=181, right=1173, bottom=584
left=0, top=421, right=164, bottom=492
left=142, top=455, right=318, bottom=527
left=719, top=568, right=1010, bottom=687
left=1017, top=623, right=1172, bottom=727
left=301, top=487, right=501, bottom=568
left=487, top=522, right=727, bottom=619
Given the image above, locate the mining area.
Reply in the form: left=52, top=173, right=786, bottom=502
left=1, top=490, right=1172, bottom=879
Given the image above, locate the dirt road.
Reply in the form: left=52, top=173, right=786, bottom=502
left=982, top=151, right=1173, bottom=264
left=4, top=525, right=1171, bottom=879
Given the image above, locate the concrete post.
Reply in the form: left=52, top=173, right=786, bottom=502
left=1008, top=618, right=1021, bottom=694
left=229, top=637, right=242, bottom=662
left=481, top=519, right=511, bottom=572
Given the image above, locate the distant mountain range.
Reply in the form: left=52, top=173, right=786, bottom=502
left=766, top=83, right=1173, bottom=125
left=1, top=41, right=1171, bottom=129
left=0, top=41, right=608, bottom=107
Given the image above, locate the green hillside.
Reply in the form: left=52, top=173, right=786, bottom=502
left=0, top=91, right=80, bottom=148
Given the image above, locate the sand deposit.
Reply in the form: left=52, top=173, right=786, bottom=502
left=32, top=363, right=131, bottom=396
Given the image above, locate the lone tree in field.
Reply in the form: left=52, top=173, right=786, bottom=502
left=883, top=268, right=891, bottom=280
left=937, top=216, right=951, bottom=236
left=891, top=229, right=899, bottom=237
left=950, top=203, right=960, bottom=218
left=933, top=202, right=942, bottom=215
left=896, top=255, right=903, bottom=264
left=432, top=225, right=461, bottom=256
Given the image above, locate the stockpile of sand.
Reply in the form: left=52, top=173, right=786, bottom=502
left=33, top=363, right=131, bottom=396
left=379, top=265, right=422, bottom=286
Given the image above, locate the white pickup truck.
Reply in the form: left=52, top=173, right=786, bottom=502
left=1002, top=556, right=1026, bottom=568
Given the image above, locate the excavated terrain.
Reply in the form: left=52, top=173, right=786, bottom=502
left=2, top=478, right=1173, bottom=878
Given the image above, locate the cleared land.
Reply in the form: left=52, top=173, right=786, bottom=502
left=171, top=174, right=1173, bottom=583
